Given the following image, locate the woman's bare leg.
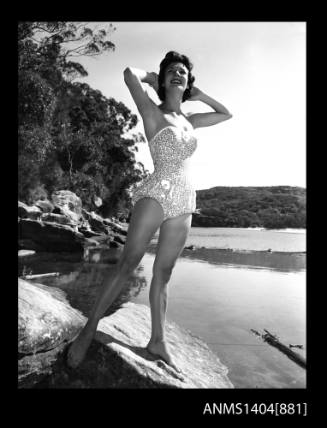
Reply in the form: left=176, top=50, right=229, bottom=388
left=67, top=198, right=164, bottom=368
left=147, top=213, right=192, bottom=370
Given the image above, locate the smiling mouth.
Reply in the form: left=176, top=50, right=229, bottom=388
left=170, top=79, right=182, bottom=84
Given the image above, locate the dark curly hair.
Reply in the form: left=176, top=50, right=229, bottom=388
left=157, top=51, right=195, bottom=102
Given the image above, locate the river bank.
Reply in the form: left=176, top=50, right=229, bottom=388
left=147, top=243, right=306, bottom=272
left=18, top=191, right=306, bottom=388
left=18, top=240, right=306, bottom=388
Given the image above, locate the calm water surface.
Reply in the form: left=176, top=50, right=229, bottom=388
left=19, top=227, right=306, bottom=388
left=129, top=253, right=306, bottom=388
left=154, top=227, right=306, bottom=252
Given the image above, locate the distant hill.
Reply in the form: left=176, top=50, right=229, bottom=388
left=192, top=186, right=306, bottom=228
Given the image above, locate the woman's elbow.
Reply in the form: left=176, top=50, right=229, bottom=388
left=123, top=67, right=133, bottom=82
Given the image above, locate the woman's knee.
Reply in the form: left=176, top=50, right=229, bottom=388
left=117, top=253, right=143, bottom=274
left=152, top=262, right=174, bottom=282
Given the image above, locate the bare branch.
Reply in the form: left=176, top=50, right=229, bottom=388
left=68, top=52, right=104, bottom=58
left=66, top=42, right=89, bottom=52
left=31, top=25, right=54, bottom=34
left=74, top=22, right=87, bottom=32
left=55, top=37, right=85, bottom=44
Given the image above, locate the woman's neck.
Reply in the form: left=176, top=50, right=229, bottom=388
left=161, top=94, right=183, bottom=115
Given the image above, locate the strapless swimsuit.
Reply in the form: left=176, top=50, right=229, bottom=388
left=131, top=125, right=198, bottom=221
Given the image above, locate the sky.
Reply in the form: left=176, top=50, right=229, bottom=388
left=75, top=22, right=306, bottom=190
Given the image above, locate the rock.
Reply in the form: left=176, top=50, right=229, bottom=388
left=81, top=208, right=92, bottom=221
left=18, top=250, right=36, bottom=257
left=51, top=190, right=83, bottom=224
left=90, top=233, right=114, bottom=245
left=19, top=218, right=86, bottom=253
left=52, top=205, right=65, bottom=215
left=41, top=213, right=75, bottom=226
left=184, top=245, right=195, bottom=250
left=103, top=218, right=128, bottom=236
left=94, top=196, right=102, bottom=207
left=34, top=200, right=54, bottom=213
left=18, top=279, right=85, bottom=353
left=84, top=246, right=122, bottom=264
left=113, top=234, right=126, bottom=245
left=109, top=240, right=122, bottom=249
left=18, top=239, right=45, bottom=252
left=95, top=302, right=234, bottom=388
left=78, top=226, right=103, bottom=238
left=18, top=279, right=85, bottom=387
left=18, top=281, right=233, bottom=389
left=82, top=210, right=109, bottom=234
left=18, top=201, right=42, bottom=220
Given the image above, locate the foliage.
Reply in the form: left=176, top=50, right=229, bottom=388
left=195, top=186, right=306, bottom=228
left=18, top=21, right=147, bottom=217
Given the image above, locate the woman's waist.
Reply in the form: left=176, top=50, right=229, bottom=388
left=148, top=169, right=195, bottom=189
left=153, top=160, right=193, bottom=175
left=152, top=167, right=193, bottom=180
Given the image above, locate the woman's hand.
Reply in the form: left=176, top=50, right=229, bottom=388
left=147, top=72, right=159, bottom=93
left=188, top=86, right=203, bottom=101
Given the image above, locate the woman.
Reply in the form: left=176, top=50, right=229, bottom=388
left=67, top=51, right=232, bottom=370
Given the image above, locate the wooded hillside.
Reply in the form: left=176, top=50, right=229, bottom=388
left=193, top=186, right=306, bottom=228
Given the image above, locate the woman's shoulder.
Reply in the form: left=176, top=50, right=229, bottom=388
left=183, top=111, right=196, bottom=128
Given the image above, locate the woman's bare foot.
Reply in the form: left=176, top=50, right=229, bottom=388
left=67, top=325, right=95, bottom=369
left=146, top=339, right=180, bottom=372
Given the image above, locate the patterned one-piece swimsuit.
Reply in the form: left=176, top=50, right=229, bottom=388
left=131, top=125, right=198, bottom=221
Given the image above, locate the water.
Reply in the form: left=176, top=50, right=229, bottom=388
left=152, top=227, right=306, bottom=252
left=19, top=227, right=306, bottom=388
left=129, top=253, right=306, bottom=388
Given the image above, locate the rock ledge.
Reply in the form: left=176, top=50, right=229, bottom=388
left=18, top=279, right=233, bottom=389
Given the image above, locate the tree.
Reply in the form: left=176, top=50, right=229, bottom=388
left=18, top=21, right=151, bottom=217
left=18, top=22, right=116, bottom=82
left=50, top=80, right=140, bottom=214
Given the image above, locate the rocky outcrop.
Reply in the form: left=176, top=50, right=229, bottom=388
left=103, top=218, right=128, bottom=236
left=18, top=218, right=87, bottom=252
left=18, top=201, right=42, bottom=220
left=18, top=279, right=85, bottom=387
left=18, top=190, right=127, bottom=255
left=112, top=234, right=125, bottom=245
left=95, top=302, right=234, bottom=388
left=18, top=250, right=36, bottom=257
left=77, top=226, right=103, bottom=238
left=18, top=239, right=45, bottom=252
left=51, top=190, right=83, bottom=224
left=82, top=209, right=110, bottom=234
left=34, top=199, right=54, bottom=213
left=40, top=213, right=75, bottom=226
left=18, top=280, right=233, bottom=389
left=83, top=244, right=122, bottom=264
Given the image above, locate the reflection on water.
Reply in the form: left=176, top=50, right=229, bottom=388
left=148, top=244, right=306, bottom=273
left=19, top=252, right=147, bottom=318
left=154, top=227, right=306, bottom=252
left=18, top=245, right=306, bottom=389
left=129, top=253, right=306, bottom=388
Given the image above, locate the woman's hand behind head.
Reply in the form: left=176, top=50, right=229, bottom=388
left=188, top=86, right=203, bottom=101
left=147, top=72, right=159, bottom=93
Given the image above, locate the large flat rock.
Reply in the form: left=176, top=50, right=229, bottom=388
left=18, top=279, right=86, bottom=387
left=18, top=218, right=86, bottom=252
left=18, top=279, right=85, bottom=354
left=18, top=280, right=233, bottom=388
left=96, top=302, right=234, bottom=388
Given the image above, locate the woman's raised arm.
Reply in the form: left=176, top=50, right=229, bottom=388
left=187, top=86, right=232, bottom=129
left=123, top=67, right=159, bottom=118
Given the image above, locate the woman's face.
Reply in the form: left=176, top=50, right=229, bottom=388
left=163, top=62, right=189, bottom=92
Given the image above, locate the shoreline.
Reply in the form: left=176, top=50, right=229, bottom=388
left=146, top=243, right=306, bottom=272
